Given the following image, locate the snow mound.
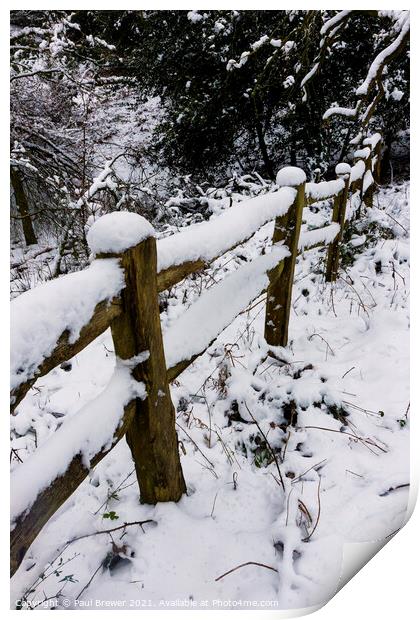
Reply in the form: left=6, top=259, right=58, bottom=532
left=363, top=133, right=382, bottom=149
left=87, top=212, right=155, bottom=255
left=276, top=166, right=307, bottom=187
left=350, top=160, right=366, bottom=183
left=306, top=179, right=345, bottom=201
left=354, top=147, right=371, bottom=160
left=299, top=223, right=340, bottom=250
left=335, top=163, right=351, bottom=176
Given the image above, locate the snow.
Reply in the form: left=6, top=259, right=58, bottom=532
left=350, top=160, right=366, bottom=183
left=320, top=10, right=352, bottom=36
left=164, top=244, right=290, bottom=370
left=11, top=362, right=146, bottom=525
left=87, top=212, right=155, bottom=256
left=323, top=105, right=358, bottom=121
left=10, top=183, right=410, bottom=610
left=363, top=170, right=374, bottom=193
left=283, top=41, right=295, bottom=54
left=227, top=51, right=250, bottom=71
left=363, top=133, right=382, bottom=149
left=356, top=13, right=410, bottom=96
left=299, top=223, right=340, bottom=250
left=283, top=75, right=295, bottom=89
left=72, top=158, right=119, bottom=211
left=306, top=179, right=345, bottom=202
left=349, top=131, right=363, bottom=145
left=300, top=62, right=319, bottom=88
left=10, top=259, right=125, bottom=395
left=157, top=187, right=296, bottom=272
left=187, top=11, right=203, bottom=23
left=391, top=88, right=404, bottom=101
left=251, top=35, right=269, bottom=51
left=276, top=166, right=306, bottom=187
left=353, top=147, right=371, bottom=160
left=335, top=163, right=351, bottom=176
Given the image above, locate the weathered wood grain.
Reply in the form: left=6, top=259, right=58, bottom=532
left=264, top=180, right=306, bottom=347
left=325, top=175, right=350, bottom=282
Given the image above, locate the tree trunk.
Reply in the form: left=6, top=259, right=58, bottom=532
left=10, top=167, right=38, bottom=246
left=252, top=94, right=275, bottom=180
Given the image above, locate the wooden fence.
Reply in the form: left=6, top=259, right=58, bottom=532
left=10, top=133, right=382, bottom=576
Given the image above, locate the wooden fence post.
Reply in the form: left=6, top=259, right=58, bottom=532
left=372, top=136, right=382, bottom=184
left=352, top=153, right=363, bottom=220
left=264, top=167, right=306, bottom=347
left=362, top=146, right=374, bottom=208
left=97, top=215, right=186, bottom=504
left=325, top=164, right=351, bottom=282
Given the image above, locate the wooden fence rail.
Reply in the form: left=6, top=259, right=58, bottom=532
left=10, top=133, right=382, bottom=576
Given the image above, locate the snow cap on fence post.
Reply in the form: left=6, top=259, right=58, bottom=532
left=335, top=162, right=351, bottom=177
left=87, top=211, right=155, bottom=256
left=276, top=166, right=306, bottom=188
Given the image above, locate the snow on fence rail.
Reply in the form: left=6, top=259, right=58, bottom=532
left=10, top=134, right=383, bottom=576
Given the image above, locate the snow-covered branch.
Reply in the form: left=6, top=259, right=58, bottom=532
left=322, top=11, right=409, bottom=136
left=356, top=12, right=410, bottom=97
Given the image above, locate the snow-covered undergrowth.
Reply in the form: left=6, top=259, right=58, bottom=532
left=10, top=182, right=410, bottom=610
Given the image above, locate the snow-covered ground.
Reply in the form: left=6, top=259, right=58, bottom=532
left=10, top=182, right=410, bottom=610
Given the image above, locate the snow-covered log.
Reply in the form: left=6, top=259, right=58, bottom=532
left=10, top=367, right=143, bottom=576
left=353, top=147, right=371, bottom=160
left=350, top=160, right=366, bottom=184
left=299, top=223, right=340, bottom=251
left=305, top=179, right=345, bottom=204
left=10, top=259, right=125, bottom=410
left=325, top=170, right=351, bottom=281
left=157, top=186, right=296, bottom=290
left=165, top=244, right=290, bottom=379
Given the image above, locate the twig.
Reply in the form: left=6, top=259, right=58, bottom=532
left=302, top=477, right=322, bottom=542
left=175, top=422, right=215, bottom=468
left=308, top=332, right=335, bottom=359
left=238, top=295, right=267, bottom=315
left=94, top=469, right=135, bottom=515
left=210, top=490, right=220, bottom=518
left=292, top=459, right=328, bottom=484
left=66, top=521, right=155, bottom=545
left=215, top=561, right=278, bottom=582
left=384, top=211, right=408, bottom=234
left=76, top=560, right=103, bottom=599
left=244, top=401, right=285, bottom=491
left=342, top=400, right=384, bottom=418
left=342, top=366, right=355, bottom=379
left=299, top=425, right=387, bottom=453
left=379, top=483, right=410, bottom=497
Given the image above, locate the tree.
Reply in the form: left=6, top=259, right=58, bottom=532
left=115, top=10, right=409, bottom=181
